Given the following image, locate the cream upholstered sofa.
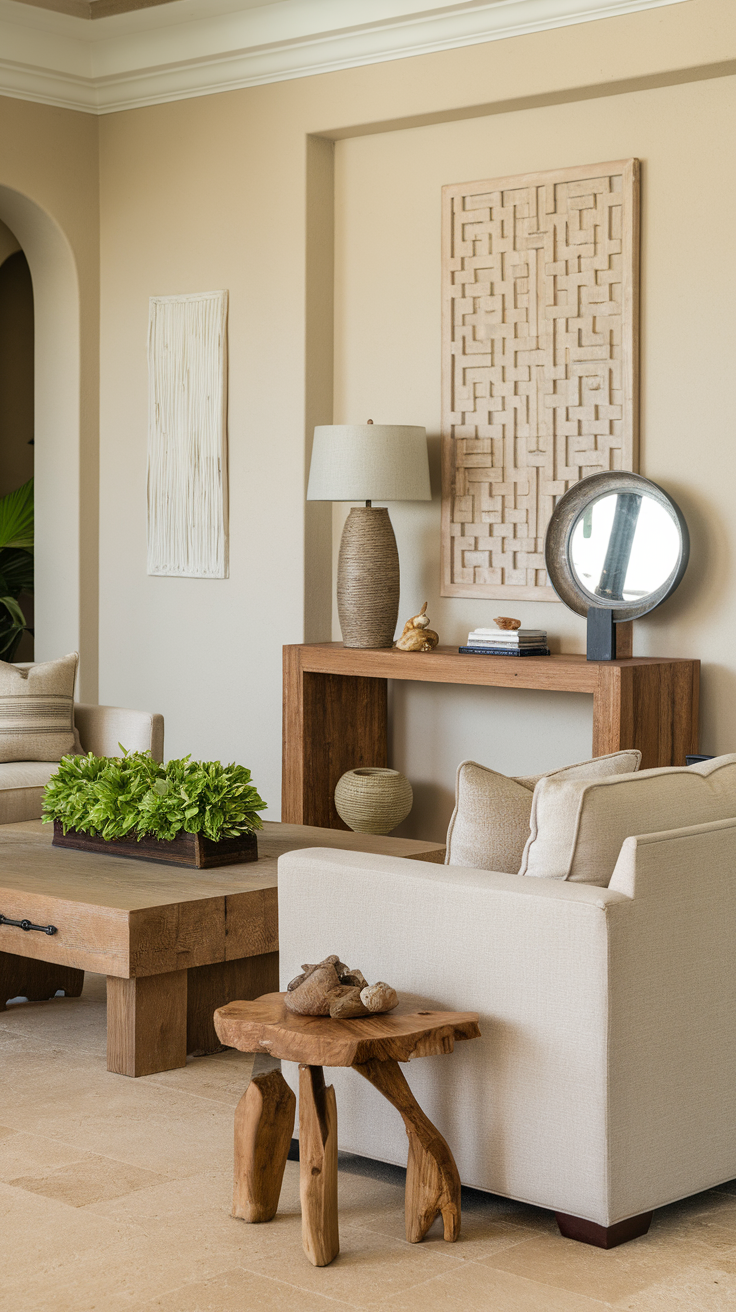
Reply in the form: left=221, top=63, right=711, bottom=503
left=0, top=704, right=165, bottom=825
left=277, top=752, right=736, bottom=1249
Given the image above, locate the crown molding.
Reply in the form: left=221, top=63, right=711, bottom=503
left=0, top=0, right=692, bottom=116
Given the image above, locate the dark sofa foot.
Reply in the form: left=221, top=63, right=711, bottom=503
left=555, top=1210, right=653, bottom=1248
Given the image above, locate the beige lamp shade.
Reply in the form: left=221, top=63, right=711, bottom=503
left=307, top=425, right=431, bottom=503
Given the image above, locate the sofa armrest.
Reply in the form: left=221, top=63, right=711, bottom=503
left=601, top=817, right=736, bottom=1219
left=279, top=846, right=628, bottom=940
left=277, top=846, right=628, bottom=1027
left=74, top=704, right=164, bottom=762
left=609, top=815, right=736, bottom=898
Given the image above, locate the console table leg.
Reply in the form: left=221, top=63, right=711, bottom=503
left=106, top=970, right=187, bottom=1077
left=298, top=1064, right=339, bottom=1266
left=233, top=1070, right=296, bottom=1222
left=283, top=647, right=387, bottom=828
left=353, top=1057, right=461, bottom=1243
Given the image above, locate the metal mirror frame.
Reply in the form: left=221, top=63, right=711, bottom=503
left=545, top=471, right=690, bottom=622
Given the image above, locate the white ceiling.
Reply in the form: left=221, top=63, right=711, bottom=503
left=0, top=0, right=692, bottom=114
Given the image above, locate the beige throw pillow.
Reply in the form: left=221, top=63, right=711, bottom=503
left=0, top=653, right=78, bottom=763
left=446, top=750, right=642, bottom=873
left=520, top=754, right=736, bottom=887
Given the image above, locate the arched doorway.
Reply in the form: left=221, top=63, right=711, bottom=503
left=0, top=222, right=35, bottom=661
left=0, top=187, right=95, bottom=696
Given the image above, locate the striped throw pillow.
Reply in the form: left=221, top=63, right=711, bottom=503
left=0, top=653, right=78, bottom=763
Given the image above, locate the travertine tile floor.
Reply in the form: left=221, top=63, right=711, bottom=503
left=1, top=975, right=736, bottom=1312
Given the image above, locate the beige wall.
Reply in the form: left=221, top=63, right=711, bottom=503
left=334, top=72, right=736, bottom=837
left=87, top=0, right=736, bottom=829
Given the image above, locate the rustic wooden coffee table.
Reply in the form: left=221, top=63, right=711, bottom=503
left=0, top=820, right=444, bottom=1077
left=214, top=992, right=481, bottom=1267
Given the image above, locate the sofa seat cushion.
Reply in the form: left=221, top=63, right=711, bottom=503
left=0, top=760, right=57, bottom=825
left=0, top=761, right=58, bottom=790
left=521, top=754, right=736, bottom=886
left=446, top=750, right=642, bottom=873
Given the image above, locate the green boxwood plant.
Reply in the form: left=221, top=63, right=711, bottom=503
left=42, top=751, right=267, bottom=844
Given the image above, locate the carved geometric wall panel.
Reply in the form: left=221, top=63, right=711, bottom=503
left=441, top=159, right=639, bottom=601
left=147, top=289, right=229, bottom=579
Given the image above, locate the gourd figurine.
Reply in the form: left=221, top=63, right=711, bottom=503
left=396, top=602, right=439, bottom=652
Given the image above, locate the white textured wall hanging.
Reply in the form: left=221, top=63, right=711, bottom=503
left=147, top=289, right=229, bottom=578
left=442, top=159, right=639, bottom=601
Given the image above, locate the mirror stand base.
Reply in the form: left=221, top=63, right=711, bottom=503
left=587, top=607, right=616, bottom=661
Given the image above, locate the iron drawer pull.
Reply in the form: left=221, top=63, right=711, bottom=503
left=0, top=913, right=57, bottom=936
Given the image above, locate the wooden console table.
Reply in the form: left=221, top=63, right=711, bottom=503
left=282, top=644, right=700, bottom=829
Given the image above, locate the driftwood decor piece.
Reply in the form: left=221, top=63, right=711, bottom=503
left=442, top=159, right=639, bottom=601
left=284, top=954, right=399, bottom=1020
left=147, top=290, right=229, bottom=578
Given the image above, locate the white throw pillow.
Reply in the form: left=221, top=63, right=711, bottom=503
left=446, top=750, right=642, bottom=873
left=520, top=754, right=736, bottom=887
left=0, top=653, right=78, bottom=763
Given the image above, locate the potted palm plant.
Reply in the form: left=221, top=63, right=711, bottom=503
left=0, top=477, right=33, bottom=661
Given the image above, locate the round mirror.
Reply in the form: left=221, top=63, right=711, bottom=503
left=545, top=472, right=689, bottom=621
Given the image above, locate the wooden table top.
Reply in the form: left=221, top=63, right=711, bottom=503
left=214, top=992, right=481, bottom=1067
left=0, top=820, right=445, bottom=912
left=289, top=643, right=698, bottom=694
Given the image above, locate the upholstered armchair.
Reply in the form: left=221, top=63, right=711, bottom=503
left=277, top=752, right=736, bottom=1249
left=0, top=704, right=164, bottom=825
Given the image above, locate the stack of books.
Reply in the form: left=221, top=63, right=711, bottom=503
left=459, top=628, right=550, bottom=657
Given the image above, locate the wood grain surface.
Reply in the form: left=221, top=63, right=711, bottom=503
left=214, top=993, right=481, bottom=1067
left=0, top=820, right=443, bottom=908
left=232, top=1070, right=296, bottom=1223
left=0, top=820, right=443, bottom=977
left=0, top=951, right=83, bottom=1010
left=52, top=820, right=258, bottom=869
left=299, top=1064, right=339, bottom=1266
left=14, top=0, right=177, bottom=17
left=106, top=969, right=187, bottom=1077
left=283, top=644, right=700, bottom=823
left=187, top=952, right=278, bottom=1055
left=354, top=1057, right=461, bottom=1243
left=284, top=646, right=388, bottom=830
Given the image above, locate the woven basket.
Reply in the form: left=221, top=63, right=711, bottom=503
left=334, top=767, right=413, bottom=835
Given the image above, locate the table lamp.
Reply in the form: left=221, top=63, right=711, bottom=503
left=307, top=422, right=431, bottom=648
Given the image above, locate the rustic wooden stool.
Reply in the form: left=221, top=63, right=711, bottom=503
left=214, top=992, right=480, bottom=1267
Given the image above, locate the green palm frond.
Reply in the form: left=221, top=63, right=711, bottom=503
left=0, top=596, right=29, bottom=662
left=0, top=548, right=33, bottom=594
left=0, top=596, right=27, bottom=629
left=0, top=478, right=33, bottom=551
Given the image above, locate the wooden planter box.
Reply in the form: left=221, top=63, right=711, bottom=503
left=52, top=819, right=258, bottom=870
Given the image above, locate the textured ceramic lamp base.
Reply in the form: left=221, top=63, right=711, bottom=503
left=337, top=507, right=399, bottom=649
